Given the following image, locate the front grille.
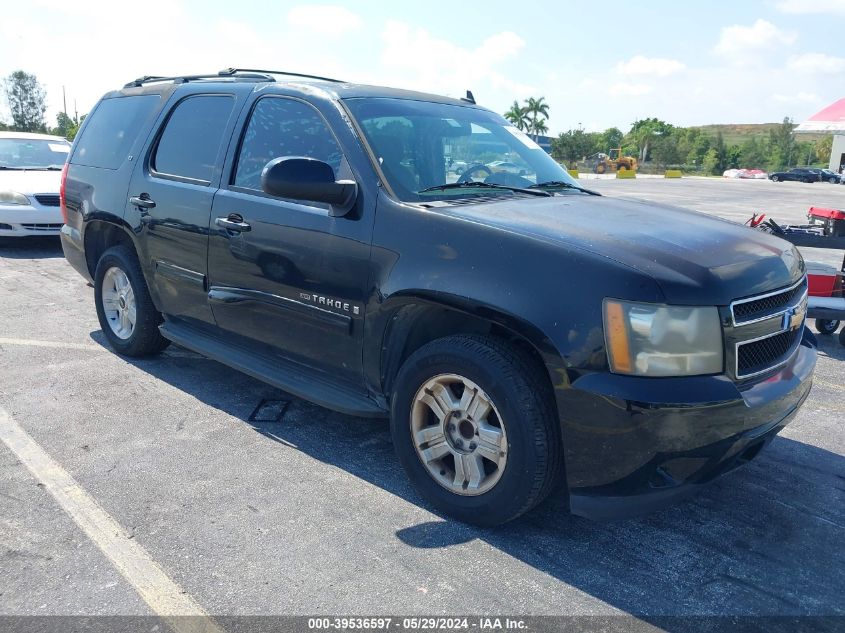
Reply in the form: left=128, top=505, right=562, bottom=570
left=33, top=194, right=60, bottom=207
left=732, top=278, right=807, bottom=324
left=737, top=328, right=801, bottom=377
left=21, top=223, right=63, bottom=231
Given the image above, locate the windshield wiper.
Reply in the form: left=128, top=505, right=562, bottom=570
left=529, top=181, right=601, bottom=196
left=418, top=181, right=551, bottom=197
left=0, top=166, right=25, bottom=170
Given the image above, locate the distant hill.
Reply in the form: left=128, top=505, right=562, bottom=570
left=692, top=123, right=827, bottom=145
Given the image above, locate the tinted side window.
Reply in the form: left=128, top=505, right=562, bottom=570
left=73, top=95, right=160, bottom=169
left=234, top=98, right=342, bottom=190
left=153, top=95, right=235, bottom=183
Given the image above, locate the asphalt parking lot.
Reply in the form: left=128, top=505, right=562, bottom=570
left=1, top=178, right=844, bottom=628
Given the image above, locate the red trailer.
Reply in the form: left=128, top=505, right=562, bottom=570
left=748, top=211, right=845, bottom=346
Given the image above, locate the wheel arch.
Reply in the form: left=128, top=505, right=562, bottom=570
left=82, top=218, right=139, bottom=279
left=373, top=292, right=568, bottom=407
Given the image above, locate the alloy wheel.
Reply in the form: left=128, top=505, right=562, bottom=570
left=410, top=374, right=508, bottom=496
left=101, top=266, right=136, bottom=340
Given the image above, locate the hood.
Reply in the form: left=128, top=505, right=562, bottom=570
left=0, top=169, right=62, bottom=195
left=442, top=194, right=804, bottom=305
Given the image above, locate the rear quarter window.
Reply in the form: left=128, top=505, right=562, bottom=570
left=73, top=95, right=160, bottom=169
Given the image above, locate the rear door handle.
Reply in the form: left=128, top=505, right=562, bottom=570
left=215, top=214, right=252, bottom=233
left=129, top=194, right=156, bottom=209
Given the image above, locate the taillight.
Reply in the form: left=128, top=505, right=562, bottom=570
left=59, top=162, right=69, bottom=224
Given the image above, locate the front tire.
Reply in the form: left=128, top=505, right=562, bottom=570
left=390, top=335, right=561, bottom=526
left=815, top=319, right=841, bottom=336
left=771, top=175, right=780, bottom=182
left=94, top=245, right=169, bottom=357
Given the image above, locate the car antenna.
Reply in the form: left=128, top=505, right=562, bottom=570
left=461, top=90, right=476, bottom=105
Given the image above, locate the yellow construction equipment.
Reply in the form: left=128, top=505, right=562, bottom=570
left=588, top=148, right=638, bottom=174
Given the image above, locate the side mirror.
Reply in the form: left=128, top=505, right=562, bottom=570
left=260, top=157, right=357, bottom=217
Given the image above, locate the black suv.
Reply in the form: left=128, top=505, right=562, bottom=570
left=61, top=69, right=816, bottom=525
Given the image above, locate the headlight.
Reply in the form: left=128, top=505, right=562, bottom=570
left=603, top=299, right=723, bottom=377
left=0, top=191, right=31, bottom=205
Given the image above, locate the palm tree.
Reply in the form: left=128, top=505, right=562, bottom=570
left=532, top=118, right=548, bottom=138
left=504, top=100, right=529, bottom=131
left=524, top=96, right=550, bottom=141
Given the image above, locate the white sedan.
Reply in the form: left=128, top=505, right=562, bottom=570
left=0, top=131, right=71, bottom=237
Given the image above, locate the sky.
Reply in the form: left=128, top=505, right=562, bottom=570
left=1, top=0, right=843, bottom=135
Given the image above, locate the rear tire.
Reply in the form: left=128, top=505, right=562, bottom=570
left=815, top=319, right=840, bottom=336
left=839, top=327, right=845, bottom=347
left=390, top=334, right=562, bottom=526
left=94, top=245, right=169, bottom=357
left=771, top=175, right=780, bottom=182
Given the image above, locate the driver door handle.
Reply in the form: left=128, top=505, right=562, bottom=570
left=215, top=213, right=252, bottom=233
left=129, top=194, right=156, bottom=209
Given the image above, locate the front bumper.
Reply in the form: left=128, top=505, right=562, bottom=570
left=0, top=203, right=64, bottom=236
left=558, top=328, right=817, bottom=520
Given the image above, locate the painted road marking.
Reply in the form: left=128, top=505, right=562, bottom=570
left=0, top=337, right=201, bottom=359
left=0, top=407, right=223, bottom=633
left=0, top=337, right=105, bottom=351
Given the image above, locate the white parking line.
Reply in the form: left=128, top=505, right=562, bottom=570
left=0, top=337, right=201, bottom=359
left=0, top=407, right=223, bottom=633
left=0, top=337, right=105, bottom=351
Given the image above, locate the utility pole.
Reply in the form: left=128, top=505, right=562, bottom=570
left=62, top=85, right=67, bottom=115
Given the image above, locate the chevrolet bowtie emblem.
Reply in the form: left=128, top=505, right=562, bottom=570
left=784, top=301, right=807, bottom=331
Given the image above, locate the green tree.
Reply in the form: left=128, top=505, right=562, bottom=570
left=650, top=133, right=681, bottom=166
left=815, top=135, right=833, bottom=163
left=795, top=140, right=816, bottom=166
left=702, top=148, right=719, bottom=175
left=739, top=137, right=767, bottom=168
left=768, top=117, right=797, bottom=169
left=3, top=70, right=47, bottom=132
left=523, top=96, right=550, bottom=141
left=726, top=144, right=742, bottom=169
left=626, top=118, right=674, bottom=162
left=552, top=127, right=598, bottom=165
left=52, top=111, right=80, bottom=139
left=714, top=131, right=728, bottom=171
left=504, top=101, right=529, bottom=132
left=596, top=127, right=624, bottom=152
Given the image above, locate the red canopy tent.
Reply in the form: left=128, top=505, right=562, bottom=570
left=796, top=98, right=845, bottom=133
left=796, top=98, right=845, bottom=172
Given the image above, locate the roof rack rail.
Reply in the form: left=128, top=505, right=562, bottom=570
left=217, top=68, right=345, bottom=83
left=123, top=71, right=276, bottom=89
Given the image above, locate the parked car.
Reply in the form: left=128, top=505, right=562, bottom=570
left=0, top=131, right=71, bottom=236
left=739, top=169, right=768, bottom=179
left=486, top=160, right=526, bottom=175
left=448, top=160, right=468, bottom=175
left=61, top=69, right=816, bottom=526
left=769, top=168, right=822, bottom=183
left=818, top=169, right=842, bottom=184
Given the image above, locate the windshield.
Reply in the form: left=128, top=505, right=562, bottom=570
left=0, top=137, right=71, bottom=169
left=344, top=98, right=578, bottom=202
